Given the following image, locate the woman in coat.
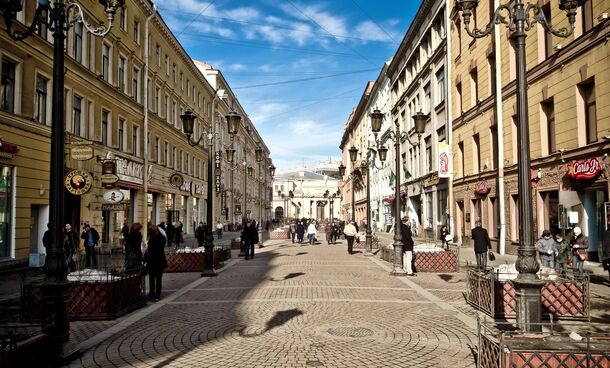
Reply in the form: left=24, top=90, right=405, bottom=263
left=570, top=226, right=588, bottom=277
left=147, top=225, right=167, bottom=301
left=126, top=223, right=143, bottom=272
left=296, top=221, right=305, bottom=243
left=535, top=229, right=557, bottom=268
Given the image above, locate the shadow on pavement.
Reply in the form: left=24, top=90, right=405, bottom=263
left=271, top=272, right=305, bottom=281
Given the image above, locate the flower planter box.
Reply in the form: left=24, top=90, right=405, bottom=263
left=23, top=272, right=145, bottom=321
left=231, top=238, right=242, bottom=250
left=467, top=270, right=590, bottom=320
left=270, top=230, right=289, bottom=240
left=379, top=246, right=458, bottom=272
left=212, top=249, right=224, bottom=269
left=477, top=320, right=610, bottom=368
left=165, top=251, right=204, bottom=273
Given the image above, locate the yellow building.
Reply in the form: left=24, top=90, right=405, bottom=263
left=450, top=0, right=609, bottom=259
left=0, top=0, right=267, bottom=269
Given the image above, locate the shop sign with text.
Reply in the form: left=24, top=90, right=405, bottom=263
left=215, top=151, right=222, bottom=193
left=567, top=157, right=603, bottom=180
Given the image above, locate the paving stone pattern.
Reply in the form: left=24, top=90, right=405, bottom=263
left=66, top=240, right=484, bottom=367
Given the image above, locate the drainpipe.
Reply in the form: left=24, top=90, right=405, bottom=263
left=445, top=4, right=455, bottom=240
left=142, top=3, right=156, bottom=242
left=494, top=0, right=506, bottom=255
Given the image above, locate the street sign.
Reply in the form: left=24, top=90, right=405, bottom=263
left=70, top=145, right=94, bottom=161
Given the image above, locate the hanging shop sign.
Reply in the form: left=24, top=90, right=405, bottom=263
left=169, top=173, right=184, bottom=187
left=100, top=160, right=118, bottom=188
left=215, top=151, right=222, bottom=193
left=474, top=179, right=492, bottom=196
left=180, top=180, right=192, bottom=194
left=102, top=203, right=128, bottom=211
left=438, top=141, right=451, bottom=178
left=567, top=157, right=603, bottom=180
left=0, top=140, right=19, bottom=159
left=65, top=169, right=93, bottom=195
left=103, top=189, right=124, bottom=204
left=70, top=145, right=94, bottom=161
left=105, top=153, right=143, bottom=184
left=194, top=183, right=205, bottom=195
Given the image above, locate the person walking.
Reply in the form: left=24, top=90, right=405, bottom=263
left=307, top=221, right=317, bottom=245
left=343, top=221, right=357, bottom=254
left=174, top=221, right=183, bottom=247
left=471, top=220, right=491, bottom=271
left=216, top=221, right=224, bottom=239
left=42, top=223, right=52, bottom=250
left=535, top=230, right=557, bottom=268
left=241, top=220, right=259, bottom=260
left=296, top=221, right=305, bottom=244
left=195, top=222, right=206, bottom=247
left=554, top=234, right=570, bottom=276
left=166, top=222, right=175, bottom=247
left=125, top=223, right=143, bottom=272
left=80, top=223, right=100, bottom=268
left=64, top=223, right=79, bottom=272
left=570, top=226, right=588, bottom=277
left=121, top=221, right=130, bottom=254
left=400, top=217, right=415, bottom=276
left=440, top=225, right=450, bottom=250
left=289, top=221, right=297, bottom=243
left=146, top=225, right=167, bottom=301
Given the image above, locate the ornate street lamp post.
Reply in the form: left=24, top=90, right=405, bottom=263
left=374, top=110, right=427, bottom=276
left=0, top=0, right=123, bottom=351
left=181, top=109, right=241, bottom=276
left=455, top=0, right=584, bottom=332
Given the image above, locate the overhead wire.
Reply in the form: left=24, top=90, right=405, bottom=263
left=232, top=69, right=377, bottom=89
left=174, top=0, right=218, bottom=38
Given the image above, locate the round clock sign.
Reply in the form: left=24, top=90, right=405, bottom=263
left=65, top=169, right=93, bottom=195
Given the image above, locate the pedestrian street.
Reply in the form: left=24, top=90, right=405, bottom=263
left=67, top=239, right=478, bottom=368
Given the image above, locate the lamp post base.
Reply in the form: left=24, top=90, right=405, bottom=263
left=201, top=242, right=217, bottom=277
left=364, top=232, right=374, bottom=256
left=513, top=274, right=545, bottom=333
left=390, top=243, right=407, bottom=276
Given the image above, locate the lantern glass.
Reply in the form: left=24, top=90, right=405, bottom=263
left=377, top=145, right=388, bottom=162
left=225, top=149, right=235, bottom=163
left=348, top=146, right=358, bottom=162
left=338, top=164, right=346, bottom=177
left=255, top=146, right=263, bottom=162
left=180, top=111, right=196, bottom=135
left=559, top=0, right=585, bottom=11
left=412, top=112, right=428, bottom=134
left=226, top=111, right=241, bottom=136
left=269, top=164, right=276, bottom=177
left=370, top=109, right=384, bottom=133
left=247, top=166, right=253, bottom=176
left=456, top=0, right=479, bottom=11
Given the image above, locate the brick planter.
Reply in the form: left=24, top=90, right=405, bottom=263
left=380, top=247, right=457, bottom=272
left=467, top=270, right=590, bottom=320
left=23, top=273, right=145, bottom=321
left=477, top=320, right=609, bottom=368
left=270, top=230, right=289, bottom=240
left=165, top=251, right=204, bottom=273
left=231, top=238, right=242, bottom=250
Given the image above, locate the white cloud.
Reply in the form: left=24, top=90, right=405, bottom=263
left=354, top=21, right=389, bottom=43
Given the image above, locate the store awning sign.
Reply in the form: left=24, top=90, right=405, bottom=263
left=567, top=157, right=603, bottom=180
left=103, top=189, right=124, bottom=204
left=474, top=179, right=491, bottom=196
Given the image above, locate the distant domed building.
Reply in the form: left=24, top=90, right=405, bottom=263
left=272, top=167, right=341, bottom=222
left=313, top=158, right=341, bottom=180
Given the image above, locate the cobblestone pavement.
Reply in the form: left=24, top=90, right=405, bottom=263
left=67, top=239, right=479, bottom=368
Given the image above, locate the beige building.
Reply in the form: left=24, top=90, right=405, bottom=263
left=0, top=0, right=268, bottom=268
left=449, top=0, right=609, bottom=258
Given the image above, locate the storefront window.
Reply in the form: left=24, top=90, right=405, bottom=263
left=0, top=166, right=12, bottom=258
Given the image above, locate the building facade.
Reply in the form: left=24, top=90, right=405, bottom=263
left=449, top=0, right=609, bottom=259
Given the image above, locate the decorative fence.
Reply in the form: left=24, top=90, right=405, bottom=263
left=269, top=229, right=290, bottom=240
left=166, top=245, right=230, bottom=272
left=467, top=270, right=590, bottom=320
left=380, top=245, right=459, bottom=272
left=22, top=269, right=145, bottom=321
left=477, top=319, right=610, bottom=368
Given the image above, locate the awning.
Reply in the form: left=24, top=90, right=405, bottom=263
left=385, top=191, right=406, bottom=202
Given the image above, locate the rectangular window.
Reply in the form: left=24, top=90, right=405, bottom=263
left=470, top=68, right=478, bottom=106
left=132, top=67, right=140, bottom=102
left=424, top=83, right=431, bottom=114
left=436, top=67, right=445, bottom=104
left=542, top=4, right=553, bottom=58
left=164, top=142, right=169, bottom=165
left=118, top=56, right=126, bottom=92
left=425, top=136, right=432, bottom=173
left=36, top=6, right=48, bottom=38
left=120, top=7, right=126, bottom=31
left=1, top=58, right=16, bottom=113
left=155, top=87, right=161, bottom=113
left=487, top=52, right=496, bottom=96
left=132, top=125, right=139, bottom=156
left=165, top=55, right=170, bottom=75
left=156, top=137, right=160, bottom=162
left=542, top=98, right=555, bottom=153
left=579, top=79, right=597, bottom=144
left=133, top=20, right=140, bottom=44
left=180, top=72, right=183, bottom=90
left=490, top=125, right=498, bottom=169
left=437, top=126, right=446, bottom=142
left=172, top=63, right=176, bottom=83
left=155, top=44, right=161, bottom=66
left=72, top=95, right=82, bottom=136
left=0, top=166, right=13, bottom=258
left=456, top=82, right=463, bottom=115
left=512, top=115, right=518, bottom=164
left=455, top=19, right=462, bottom=58
left=73, top=22, right=83, bottom=63
left=165, top=94, right=169, bottom=119
left=102, top=43, right=110, bottom=82
left=101, top=110, right=109, bottom=145
left=172, top=147, right=176, bottom=168
left=582, top=0, right=593, bottom=33
left=35, top=75, right=49, bottom=124
left=118, top=119, right=125, bottom=151
left=458, top=141, right=464, bottom=177
left=473, top=134, right=480, bottom=173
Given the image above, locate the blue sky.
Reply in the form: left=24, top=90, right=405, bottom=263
left=155, top=0, right=419, bottom=171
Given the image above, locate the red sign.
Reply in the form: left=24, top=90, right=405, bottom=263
left=474, top=179, right=491, bottom=196
left=567, top=157, right=603, bottom=180
left=0, top=141, right=19, bottom=154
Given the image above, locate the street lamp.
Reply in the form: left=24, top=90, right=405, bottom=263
left=375, top=111, right=427, bottom=276
left=340, top=146, right=360, bottom=223
left=0, top=0, right=123, bottom=350
left=181, top=109, right=241, bottom=276
left=455, top=0, right=584, bottom=333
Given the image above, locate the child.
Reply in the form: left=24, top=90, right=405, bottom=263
left=554, top=234, right=570, bottom=277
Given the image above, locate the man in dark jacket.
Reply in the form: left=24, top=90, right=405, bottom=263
left=472, top=220, right=491, bottom=271
left=64, top=223, right=79, bottom=272
left=241, top=220, right=259, bottom=260
left=195, top=222, right=206, bottom=247
left=400, top=217, right=415, bottom=276
left=81, top=224, right=100, bottom=267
